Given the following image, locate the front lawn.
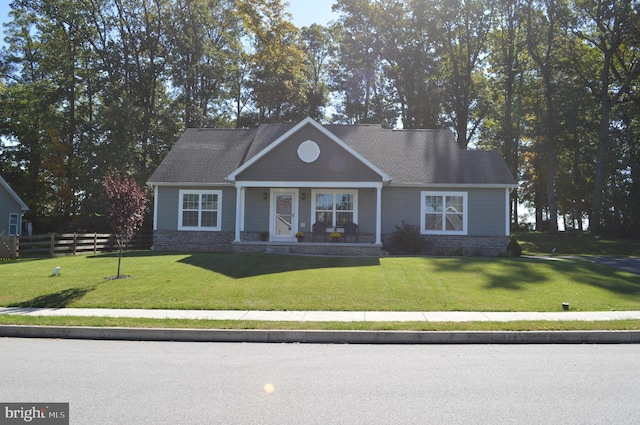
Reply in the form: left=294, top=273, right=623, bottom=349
left=1, top=252, right=639, bottom=312
left=516, top=232, right=640, bottom=257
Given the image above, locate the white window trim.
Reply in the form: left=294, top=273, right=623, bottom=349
left=178, top=189, right=222, bottom=231
left=420, top=191, right=468, bottom=235
left=8, top=213, right=20, bottom=236
left=310, top=189, right=358, bottom=231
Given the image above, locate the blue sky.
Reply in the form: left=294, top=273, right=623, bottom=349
left=286, top=0, right=339, bottom=27
left=0, top=0, right=338, bottom=42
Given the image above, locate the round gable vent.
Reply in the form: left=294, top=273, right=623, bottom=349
left=297, top=140, right=321, bottom=163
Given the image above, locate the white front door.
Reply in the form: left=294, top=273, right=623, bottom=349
left=271, top=190, right=298, bottom=240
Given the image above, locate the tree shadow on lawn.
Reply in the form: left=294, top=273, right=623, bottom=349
left=87, top=250, right=160, bottom=259
left=428, top=257, right=548, bottom=290
left=429, top=257, right=640, bottom=296
left=8, top=283, right=102, bottom=308
left=178, top=253, right=381, bottom=278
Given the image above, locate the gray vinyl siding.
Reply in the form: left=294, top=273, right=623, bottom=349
left=156, top=186, right=236, bottom=232
left=243, top=188, right=269, bottom=232
left=0, top=187, right=21, bottom=235
left=357, top=188, right=377, bottom=234
left=156, top=185, right=506, bottom=236
left=381, top=187, right=507, bottom=236
left=467, top=189, right=507, bottom=236
left=237, top=125, right=382, bottom=182
left=381, top=187, right=421, bottom=234
left=297, top=191, right=312, bottom=233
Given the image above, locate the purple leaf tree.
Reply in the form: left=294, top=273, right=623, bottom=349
left=101, top=172, right=147, bottom=278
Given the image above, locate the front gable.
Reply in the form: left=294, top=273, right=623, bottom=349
left=227, top=118, right=390, bottom=183
left=0, top=176, right=28, bottom=236
left=0, top=176, right=28, bottom=212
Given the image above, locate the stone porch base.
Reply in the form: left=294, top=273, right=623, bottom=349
left=232, top=241, right=384, bottom=256
left=153, top=230, right=383, bottom=256
left=153, top=231, right=509, bottom=257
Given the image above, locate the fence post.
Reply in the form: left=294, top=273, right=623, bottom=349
left=72, top=233, right=77, bottom=255
left=12, top=236, right=18, bottom=260
left=50, top=233, right=55, bottom=257
left=93, top=233, right=97, bottom=254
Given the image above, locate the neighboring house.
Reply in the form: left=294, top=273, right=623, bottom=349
left=148, top=117, right=517, bottom=255
left=0, top=175, right=29, bottom=236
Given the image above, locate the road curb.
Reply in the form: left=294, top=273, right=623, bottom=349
left=1, top=325, right=639, bottom=344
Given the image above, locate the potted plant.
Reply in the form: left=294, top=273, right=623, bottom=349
left=329, top=230, right=341, bottom=242
left=295, top=231, right=305, bottom=242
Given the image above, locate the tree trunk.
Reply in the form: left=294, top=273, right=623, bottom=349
left=591, top=64, right=612, bottom=234
left=117, top=245, right=123, bottom=278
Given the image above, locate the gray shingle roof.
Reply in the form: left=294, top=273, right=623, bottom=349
left=148, top=122, right=516, bottom=186
left=147, top=128, right=256, bottom=184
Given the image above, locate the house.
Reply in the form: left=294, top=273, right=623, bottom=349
left=0, top=175, right=29, bottom=236
left=147, top=117, right=517, bottom=256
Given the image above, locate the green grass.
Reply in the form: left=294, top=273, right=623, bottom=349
left=516, top=232, right=640, bottom=257
left=1, top=315, right=639, bottom=331
left=2, top=235, right=639, bottom=331
left=1, top=251, right=639, bottom=313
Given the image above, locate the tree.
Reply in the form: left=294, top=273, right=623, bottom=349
left=571, top=0, right=640, bottom=233
left=1, top=0, right=95, bottom=225
left=481, top=0, right=528, bottom=228
left=379, top=0, right=442, bottom=129
left=524, top=0, right=572, bottom=233
left=237, top=0, right=309, bottom=123
left=332, top=0, right=385, bottom=125
left=101, top=172, right=146, bottom=278
left=167, top=0, right=242, bottom=128
left=436, top=0, right=496, bottom=148
left=300, top=23, right=336, bottom=121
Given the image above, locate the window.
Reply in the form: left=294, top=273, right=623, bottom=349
left=420, top=191, right=467, bottom=235
left=312, top=190, right=357, bottom=230
left=8, top=213, right=19, bottom=236
left=178, top=190, right=222, bottom=231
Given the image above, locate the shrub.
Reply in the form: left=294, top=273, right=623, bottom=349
left=390, top=221, right=428, bottom=255
left=507, top=236, right=522, bottom=257
left=446, top=247, right=467, bottom=257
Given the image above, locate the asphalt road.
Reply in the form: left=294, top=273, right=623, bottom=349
left=1, top=338, right=639, bottom=424
left=578, top=256, right=640, bottom=275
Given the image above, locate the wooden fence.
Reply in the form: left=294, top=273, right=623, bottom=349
left=5, top=233, right=152, bottom=259
left=0, top=235, right=18, bottom=261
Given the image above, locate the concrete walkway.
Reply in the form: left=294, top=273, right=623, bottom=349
left=2, top=308, right=639, bottom=344
left=2, top=307, right=640, bottom=322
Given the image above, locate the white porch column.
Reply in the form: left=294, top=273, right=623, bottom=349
left=234, top=185, right=243, bottom=242
left=152, top=185, right=158, bottom=231
left=505, top=188, right=512, bottom=236
left=375, top=184, right=382, bottom=245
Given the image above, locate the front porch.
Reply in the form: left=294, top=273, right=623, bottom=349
left=233, top=184, right=384, bottom=247
left=232, top=240, right=384, bottom=256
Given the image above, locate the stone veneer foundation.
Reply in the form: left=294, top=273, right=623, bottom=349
left=154, top=231, right=509, bottom=257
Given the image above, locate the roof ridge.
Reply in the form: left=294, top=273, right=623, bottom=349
left=238, top=128, right=261, bottom=167
left=193, top=127, right=243, bottom=131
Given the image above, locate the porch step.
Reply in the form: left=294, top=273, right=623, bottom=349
left=266, top=245, right=291, bottom=254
